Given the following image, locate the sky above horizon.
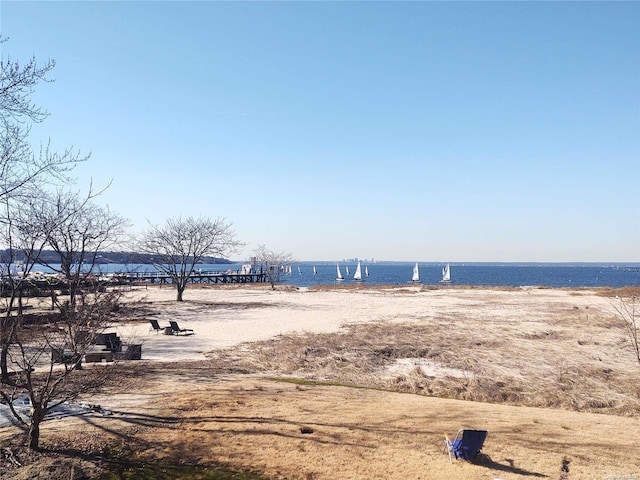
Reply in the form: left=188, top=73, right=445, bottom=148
left=1, top=1, right=638, bottom=262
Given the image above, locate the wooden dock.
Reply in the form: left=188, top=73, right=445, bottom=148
left=117, top=271, right=267, bottom=285
left=0, top=271, right=268, bottom=294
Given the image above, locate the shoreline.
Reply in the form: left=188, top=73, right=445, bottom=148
left=173, top=281, right=640, bottom=295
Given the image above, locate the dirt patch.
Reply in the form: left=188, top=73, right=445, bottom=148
left=6, top=372, right=636, bottom=480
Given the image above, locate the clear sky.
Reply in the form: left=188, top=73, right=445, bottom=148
left=1, top=1, right=638, bottom=262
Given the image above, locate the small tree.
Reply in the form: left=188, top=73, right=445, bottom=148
left=138, top=216, right=242, bottom=301
left=252, top=245, right=295, bottom=290
left=0, top=290, right=122, bottom=450
left=0, top=193, right=57, bottom=381
left=42, top=190, right=129, bottom=308
left=614, top=294, right=640, bottom=367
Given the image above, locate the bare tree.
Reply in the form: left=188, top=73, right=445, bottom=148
left=613, top=294, right=640, bottom=367
left=0, top=190, right=128, bottom=450
left=0, top=290, right=122, bottom=450
left=0, top=51, right=83, bottom=201
left=0, top=49, right=87, bottom=384
left=0, top=51, right=54, bottom=123
left=0, top=45, right=127, bottom=452
left=252, top=245, right=295, bottom=290
left=41, top=190, right=129, bottom=308
left=1, top=132, right=86, bottom=203
left=138, top=216, right=242, bottom=301
left=0, top=193, right=58, bottom=380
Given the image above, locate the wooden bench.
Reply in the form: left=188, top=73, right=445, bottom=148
left=84, top=351, right=113, bottom=363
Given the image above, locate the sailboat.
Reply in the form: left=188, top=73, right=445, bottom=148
left=353, top=262, right=363, bottom=281
left=365, top=265, right=369, bottom=277
left=336, top=263, right=344, bottom=281
left=440, top=263, right=451, bottom=283
left=313, top=266, right=317, bottom=275
left=345, top=265, right=350, bottom=275
left=298, top=266, right=302, bottom=275
left=411, top=262, right=420, bottom=283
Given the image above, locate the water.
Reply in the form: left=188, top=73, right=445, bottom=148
left=275, top=262, right=640, bottom=288
left=27, top=262, right=640, bottom=288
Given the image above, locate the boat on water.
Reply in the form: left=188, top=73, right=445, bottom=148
left=411, top=262, right=420, bottom=283
left=313, top=266, right=317, bottom=275
left=353, top=262, right=363, bottom=282
left=336, top=263, right=344, bottom=281
left=298, top=266, right=302, bottom=275
left=365, top=265, right=369, bottom=277
left=440, top=263, right=451, bottom=283
left=345, top=265, right=350, bottom=275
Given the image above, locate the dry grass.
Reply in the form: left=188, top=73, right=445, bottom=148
left=167, top=378, right=639, bottom=480
left=210, top=303, right=640, bottom=416
left=36, top=375, right=636, bottom=480
left=595, top=286, right=640, bottom=298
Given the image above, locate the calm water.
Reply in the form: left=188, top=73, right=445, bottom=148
left=88, top=262, right=640, bottom=288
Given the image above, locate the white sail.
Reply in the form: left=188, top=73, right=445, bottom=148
left=365, top=266, right=369, bottom=277
left=313, top=266, right=317, bottom=275
left=411, top=262, right=420, bottom=282
left=298, top=266, right=302, bottom=275
left=345, top=265, right=350, bottom=275
left=336, top=263, right=344, bottom=280
left=353, top=262, right=362, bottom=281
left=441, top=263, right=451, bottom=283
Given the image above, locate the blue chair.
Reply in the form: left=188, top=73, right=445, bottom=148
left=444, top=429, right=487, bottom=463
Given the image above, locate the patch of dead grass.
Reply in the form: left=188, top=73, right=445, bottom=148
left=210, top=314, right=640, bottom=416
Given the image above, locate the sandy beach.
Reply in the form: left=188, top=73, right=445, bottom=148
left=112, top=283, right=616, bottom=361
left=2, top=284, right=640, bottom=479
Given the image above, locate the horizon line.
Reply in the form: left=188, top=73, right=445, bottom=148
left=232, top=260, right=640, bottom=265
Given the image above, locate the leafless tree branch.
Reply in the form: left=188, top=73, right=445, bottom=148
left=138, top=216, right=243, bottom=301
left=252, top=245, right=295, bottom=290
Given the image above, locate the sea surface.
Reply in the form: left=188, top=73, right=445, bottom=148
left=87, top=262, right=640, bottom=289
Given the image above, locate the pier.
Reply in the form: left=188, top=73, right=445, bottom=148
left=0, top=270, right=268, bottom=295
left=115, top=270, right=267, bottom=285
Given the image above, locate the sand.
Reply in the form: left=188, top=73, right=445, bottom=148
left=112, top=284, right=614, bottom=362
left=2, top=284, right=639, bottom=480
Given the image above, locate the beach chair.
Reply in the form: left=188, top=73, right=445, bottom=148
left=149, top=319, right=168, bottom=334
left=444, top=429, right=487, bottom=463
left=169, top=320, right=194, bottom=336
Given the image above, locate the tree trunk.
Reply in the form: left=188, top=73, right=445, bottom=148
left=28, top=404, right=46, bottom=451
left=17, top=288, right=24, bottom=316
left=69, top=283, right=77, bottom=310
left=176, top=285, right=185, bottom=302
left=1, top=315, right=15, bottom=380
left=0, top=343, right=8, bottom=380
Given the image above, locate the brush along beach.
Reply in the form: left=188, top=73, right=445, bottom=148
left=2, top=284, right=640, bottom=479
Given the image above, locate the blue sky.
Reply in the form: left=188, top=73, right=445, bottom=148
left=1, top=1, right=638, bottom=262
